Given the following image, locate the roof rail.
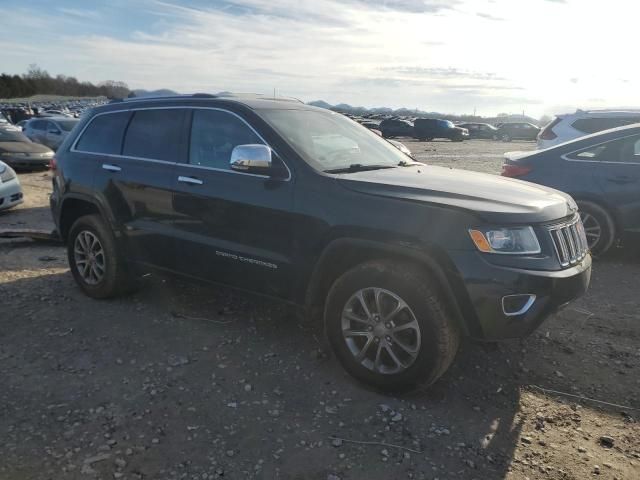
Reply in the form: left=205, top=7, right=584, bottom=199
left=110, top=92, right=303, bottom=104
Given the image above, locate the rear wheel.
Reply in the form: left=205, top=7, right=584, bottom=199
left=577, top=200, right=616, bottom=256
left=67, top=214, right=138, bottom=299
left=501, top=133, right=512, bottom=142
left=325, top=261, right=459, bottom=392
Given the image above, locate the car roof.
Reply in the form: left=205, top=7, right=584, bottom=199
left=540, top=122, right=640, bottom=151
left=101, top=93, right=316, bottom=112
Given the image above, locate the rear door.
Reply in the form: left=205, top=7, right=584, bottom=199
left=171, top=108, right=295, bottom=298
left=93, top=108, right=189, bottom=271
left=596, top=135, right=640, bottom=233
left=565, top=134, right=640, bottom=233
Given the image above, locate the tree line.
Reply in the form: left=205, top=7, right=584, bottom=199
left=0, top=65, right=130, bottom=100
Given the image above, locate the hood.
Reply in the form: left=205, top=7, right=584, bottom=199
left=0, top=141, right=53, bottom=155
left=336, top=164, right=576, bottom=223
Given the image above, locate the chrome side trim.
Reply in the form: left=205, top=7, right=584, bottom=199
left=502, top=294, right=536, bottom=317
left=102, top=164, right=121, bottom=172
left=178, top=176, right=204, bottom=185
left=70, top=106, right=292, bottom=181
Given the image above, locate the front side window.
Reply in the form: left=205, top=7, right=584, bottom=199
left=123, top=109, right=187, bottom=161
left=75, top=112, right=132, bottom=155
left=189, top=110, right=262, bottom=170
left=262, top=109, right=409, bottom=172
left=30, top=120, right=46, bottom=130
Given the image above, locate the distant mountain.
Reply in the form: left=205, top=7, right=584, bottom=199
left=131, top=89, right=179, bottom=98
left=308, top=100, right=332, bottom=109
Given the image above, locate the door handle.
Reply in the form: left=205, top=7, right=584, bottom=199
left=102, top=164, right=121, bottom=172
left=178, top=175, right=203, bottom=185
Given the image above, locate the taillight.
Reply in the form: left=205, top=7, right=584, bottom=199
left=49, top=156, right=57, bottom=171
left=539, top=117, right=561, bottom=140
left=501, top=164, right=532, bottom=177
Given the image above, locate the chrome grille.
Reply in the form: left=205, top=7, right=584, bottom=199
left=549, top=216, right=589, bottom=267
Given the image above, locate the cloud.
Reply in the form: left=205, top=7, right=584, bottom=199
left=476, top=12, right=504, bottom=21
left=57, top=7, right=102, bottom=19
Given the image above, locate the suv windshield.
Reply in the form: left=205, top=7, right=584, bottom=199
left=0, top=129, right=30, bottom=142
left=262, top=109, right=409, bottom=172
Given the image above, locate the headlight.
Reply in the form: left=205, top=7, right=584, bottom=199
left=0, top=165, right=16, bottom=183
left=469, top=226, right=541, bottom=255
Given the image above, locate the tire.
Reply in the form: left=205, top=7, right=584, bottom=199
left=67, top=214, right=137, bottom=299
left=324, top=261, right=460, bottom=392
left=501, top=134, right=512, bottom=142
left=426, top=137, right=434, bottom=142
left=577, top=200, right=616, bottom=256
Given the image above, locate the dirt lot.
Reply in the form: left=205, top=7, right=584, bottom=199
left=1, top=139, right=638, bottom=480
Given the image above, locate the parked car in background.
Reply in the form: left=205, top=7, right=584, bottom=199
left=50, top=94, right=591, bottom=391
left=538, top=110, right=640, bottom=149
left=0, top=160, right=23, bottom=211
left=24, top=117, right=79, bottom=150
left=413, top=119, right=468, bottom=142
left=0, top=128, right=55, bottom=168
left=15, top=120, right=29, bottom=130
left=502, top=124, right=640, bottom=256
left=379, top=118, right=414, bottom=138
left=458, top=122, right=498, bottom=139
left=495, top=122, right=540, bottom=142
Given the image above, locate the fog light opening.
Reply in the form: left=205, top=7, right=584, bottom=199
left=502, top=294, right=536, bottom=317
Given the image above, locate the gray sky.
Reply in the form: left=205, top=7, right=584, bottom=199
left=0, top=0, right=635, bottom=116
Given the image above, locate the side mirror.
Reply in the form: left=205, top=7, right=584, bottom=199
left=230, top=144, right=272, bottom=173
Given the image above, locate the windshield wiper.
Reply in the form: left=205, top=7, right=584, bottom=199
left=324, top=164, right=397, bottom=174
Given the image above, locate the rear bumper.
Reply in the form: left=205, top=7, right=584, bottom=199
left=448, top=252, right=591, bottom=340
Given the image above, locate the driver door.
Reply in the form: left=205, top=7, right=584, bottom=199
left=171, top=108, right=296, bottom=298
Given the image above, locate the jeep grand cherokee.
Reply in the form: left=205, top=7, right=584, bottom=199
left=49, top=94, right=591, bottom=391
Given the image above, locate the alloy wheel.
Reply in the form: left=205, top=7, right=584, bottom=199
left=580, top=212, right=602, bottom=250
left=341, top=287, right=421, bottom=375
left=73, top=230, right=106, bottom=285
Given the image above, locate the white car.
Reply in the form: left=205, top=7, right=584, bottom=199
left=0, top=161, right=23, bottom=211
left=538, top=109, right=640, bottom=149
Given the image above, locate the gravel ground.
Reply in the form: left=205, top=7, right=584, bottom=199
left=0, top=140, right=638, bottom=480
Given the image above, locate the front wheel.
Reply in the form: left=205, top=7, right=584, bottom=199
left=325, top=261, right=459, bottom=392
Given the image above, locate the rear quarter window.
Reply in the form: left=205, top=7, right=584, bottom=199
left=75, top=112, right=132, bottom=155
left=572, top=117, right=640, bottom=134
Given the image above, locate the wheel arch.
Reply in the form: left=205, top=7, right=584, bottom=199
left=569, top=193, right=621, bottom=233
left=58, top=194, right=114, bottom=243
left=304, top=238, right=476, bottom=336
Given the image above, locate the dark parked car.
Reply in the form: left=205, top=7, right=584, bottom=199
left=413, top=119, right=469, bottom=142
left=458, top=122, right=498, bottom=140
left=0, top=128, right=54, bottom=168
left=495, top=122, right=540, bottom=142
left=502, top=123, right=640, bottom=255
left=50, top=94, right=591, bottom=391
left=379, top=118, right=414, bottom=138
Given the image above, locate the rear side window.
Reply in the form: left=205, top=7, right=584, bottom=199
left=189, top=110, right=262, bottom=170
left=75, top=112, right=131, bottom=154
left=572, top=117, right=640, bottom=134
left=567, top=134, right=640, bottom=163
left=30, top=120, right=47, bottom=130
left=123, top=109, right=187, bottom=161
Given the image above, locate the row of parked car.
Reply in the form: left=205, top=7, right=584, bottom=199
left=366, top=117, right=541, bottom=142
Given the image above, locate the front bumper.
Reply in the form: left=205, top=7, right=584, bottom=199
left=0, top=181, right=24, bottom=211
left=448, top=251, right=592, bottom=340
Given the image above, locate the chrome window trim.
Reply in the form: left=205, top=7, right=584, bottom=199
left=560, top=132, right=640, bottom=165
left=70, top=106, right=292, bottom=181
